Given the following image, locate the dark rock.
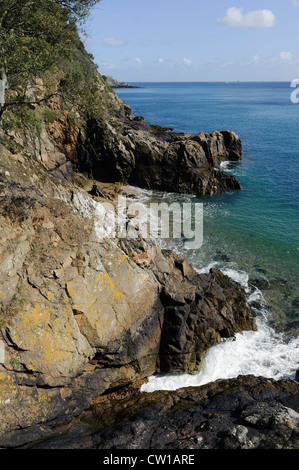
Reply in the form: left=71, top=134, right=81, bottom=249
left=133, top=116, right=146, bottom=123
left=81, top=113, right=243, bottom=197
left=215, top=252, right=231, bottom=262
left=88, top=183, right=105, bottom=198
left=0, top=233, right=257, bottom=448
left=221, top=130, right=243, bottom=161
left=93, top=376, right=299, bottom=450
left=23, top=375, right=299, bottom=449
left=124, top=241, right=257, bottom=374
left=249, top=300, right=262, bottom=312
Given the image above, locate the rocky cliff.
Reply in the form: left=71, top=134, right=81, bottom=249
left=9, top=64, right=243, bottom=197
left=0, top=61, right=297, bottom=449
left=77, top=107, right=243, bottom=196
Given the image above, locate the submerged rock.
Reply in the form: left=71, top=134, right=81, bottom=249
left=249, top=277, right=271, bottom=290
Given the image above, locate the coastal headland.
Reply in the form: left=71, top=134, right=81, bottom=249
left=0, top=3, right=298, bottom=449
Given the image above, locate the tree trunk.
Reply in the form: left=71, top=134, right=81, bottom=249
left=0, top=70, right=7, bottom=125
left=0, top=70, right=7, bottom=106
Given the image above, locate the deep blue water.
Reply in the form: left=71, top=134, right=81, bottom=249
left=116, top=82, right=299, bottom=327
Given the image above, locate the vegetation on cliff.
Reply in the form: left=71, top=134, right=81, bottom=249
left=0, top=0, right=112, bottom=130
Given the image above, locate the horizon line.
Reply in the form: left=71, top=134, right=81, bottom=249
left=122, top=80, right=293, bottom=83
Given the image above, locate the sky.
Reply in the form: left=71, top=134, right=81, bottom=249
left=83, top=0, right=299, bottom=82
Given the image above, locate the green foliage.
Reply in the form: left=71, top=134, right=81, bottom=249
left=54, top=1, right=100, bottom=23
left=2, top=106, right=42, bottom=141
left=1, top=110, right=22, bottom=133
left=0, top=0, right=120, bottom=152
left=0, top=0, right=102, bottom=120
left=58, top=45, right=118, bottom=124
left=1, top=1, right=77, bottom=89
left=44, top=109, right=55, bottom=124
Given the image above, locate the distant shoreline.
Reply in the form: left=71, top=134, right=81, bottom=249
left=102, top=75, right=141, bottom=89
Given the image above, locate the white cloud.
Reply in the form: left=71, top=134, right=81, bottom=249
left=243, top=54, right=260, bottom=66
left=100, top=61, right=116, bottom=70
left=183, top=57, right=192, bottom=66
left=280, top=51, right=293, bottom=60
left=104, top=37, right=126, bottom=47
left=157, top=58, right=164, bottom=64
left=219, top=61, right=234, bottom=69
left=134, top=57, right=142, bottom=64
left=218, top=7, right=275, bottom=29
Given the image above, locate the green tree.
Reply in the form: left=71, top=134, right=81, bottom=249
left=0, top=0, right=101, bottom=122
left=55, top=1, right=100, bottom=22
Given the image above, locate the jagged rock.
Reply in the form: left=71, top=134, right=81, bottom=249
left=241, top=401, right=299, bottom=431
left=249, top=277, right=271, bottom=290
left=86, top=122, right=243, bottom=196
left=0, top=64, right=262, bottom=449
left=123, top=241, right=256, bottom=374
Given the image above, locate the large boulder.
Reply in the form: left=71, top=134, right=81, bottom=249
left=122, top=240, right=256, bottom=374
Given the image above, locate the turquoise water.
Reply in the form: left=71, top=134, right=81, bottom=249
left=115, top=82, right=299, bottom=387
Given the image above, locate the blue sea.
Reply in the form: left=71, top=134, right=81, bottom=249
left=115, top=82, right=299, bottom=390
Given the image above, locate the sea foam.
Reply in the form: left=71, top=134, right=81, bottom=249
left=140, top=262, right=299, bottom=393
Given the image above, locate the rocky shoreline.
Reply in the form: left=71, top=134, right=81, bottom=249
left=0, top=169, right=257, bottom=446
left=23, top=375, right=299, bottom=449
left=78, top=105, right=243, bottom=197
left=0, top=70, right=298, bottom=449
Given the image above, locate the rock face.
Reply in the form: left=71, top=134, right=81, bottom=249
left=92, top=376, right=299, bottom=450
left=160, top=265, right=256, bottom=373
left=122, top=240, right=256, bottom=374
